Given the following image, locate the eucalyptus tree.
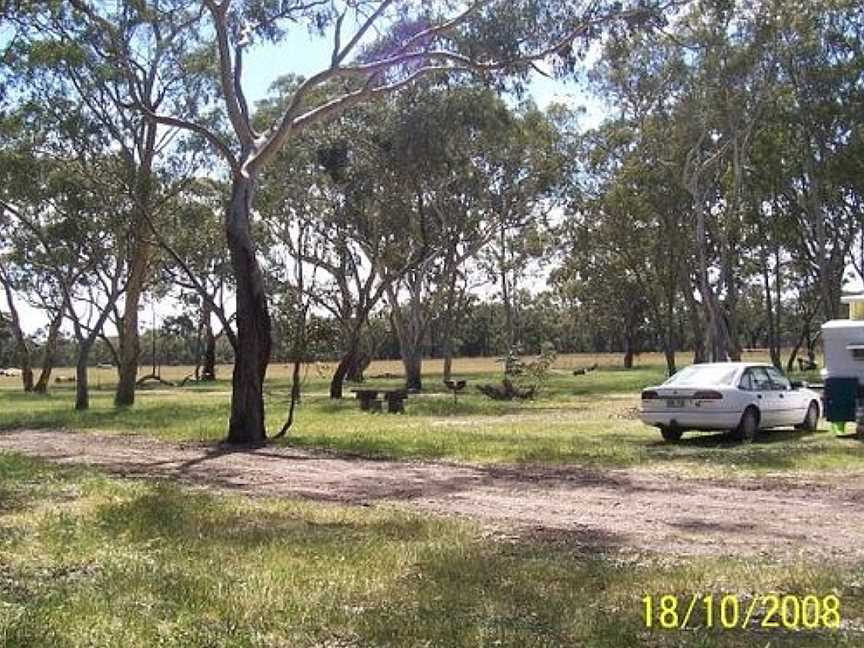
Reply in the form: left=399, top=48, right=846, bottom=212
left=0, top=113, right=36, bottom=392
left=156, top=178, right=237, bottom=382
left=0, top=111, right=75, bottom=393
left=6, top=1, right=209, bottom=407
left=759, top=0, right=864, bottom=323
left=665, top=1, right=782, bottom=362
left=382, top=88, right=570, bottom=389
left=564, top=31, right=694, bottom=374
left=261, top=98, right=430, bottom=398
left=556, top=134, right=687, bottom=373
left=381, top=84, right=511, bottom=391
left=0, top=246, right=34, bottom=391
left=476, top=102, right=570, bottom=354
left=60, top=0, right=678, bottom=444
left=4, top=151, right=127, bottom=410
left=583, top=0, right=782, bottom=363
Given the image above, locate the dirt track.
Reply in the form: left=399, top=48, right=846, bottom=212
left=2, top=429, right=863, bottom=560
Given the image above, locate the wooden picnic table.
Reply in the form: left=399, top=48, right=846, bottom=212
left=351, top=388, right=408, bottom=413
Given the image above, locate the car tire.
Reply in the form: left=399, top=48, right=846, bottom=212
left=732, top=407, right=759, bottom=443
left=795, top=401, right=819, bottom=432
left=660, top=426, right=683, bottom=442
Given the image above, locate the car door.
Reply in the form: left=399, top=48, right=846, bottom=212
left=765, top=366, right=803, bottom=426
left=747, top=367, right=780, bottom=427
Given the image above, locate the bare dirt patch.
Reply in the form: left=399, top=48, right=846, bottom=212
left=1, top=429, right=862, bottom=560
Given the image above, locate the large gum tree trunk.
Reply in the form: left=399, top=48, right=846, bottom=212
left=388, top=282, right=426, bottom=392
left=114, top=236, right=150, bottom=405
left=115, top=126, right=156, bottom=407
left=225, top=176, right=271, bottom=446
left=345, top=351, right=369, bottom=383
left=199, top=301, right=217, bottom=381
left=330, top=348, right=356, bottom=399
left=202, top=326, right=217, bottom=381
left=75, top=348, right=91, bottom=411
left=403, top=349, right=422, bottom=391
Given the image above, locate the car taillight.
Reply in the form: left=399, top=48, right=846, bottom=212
left=641, top=390, right=659, bottom=400
left=693, top=390, right=723, bottom=400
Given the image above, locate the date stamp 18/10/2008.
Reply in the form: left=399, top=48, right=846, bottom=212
left=643, top=594, right=841, bottom=631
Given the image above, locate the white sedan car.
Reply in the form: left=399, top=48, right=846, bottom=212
left=639, top=362, right=821, bottom=442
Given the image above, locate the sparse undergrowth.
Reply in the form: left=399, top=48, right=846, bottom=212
left=0, top=453, right=862, bottom=647
left=0, top=356, right=859, bottom=476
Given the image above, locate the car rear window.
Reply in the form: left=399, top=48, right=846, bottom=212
left=663, top=365, right=738, bottom=386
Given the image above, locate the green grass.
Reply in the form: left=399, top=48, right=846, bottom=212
left=1, top=452, right=862, bottom=647
left=1, top=360, right=861, bottom=476
left=1, top=356, right=863, bottom=645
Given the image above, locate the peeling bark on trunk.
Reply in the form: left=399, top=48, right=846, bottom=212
left=225, top=176, right=271, bottom=446
left=114, top=236, right=150, bottom=406
left=114, top=122, right=156, bottom=407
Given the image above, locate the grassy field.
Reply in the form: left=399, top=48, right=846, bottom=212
left=1, top=452, right=862, bottom=647
left=0, top=352, right=859, bottom=477
left=2, top=353, right=864, bottom=646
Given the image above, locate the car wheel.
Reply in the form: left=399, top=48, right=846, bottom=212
left=795, top=401, right=819, bottom=432
left=660, top=426, right=683, bottom=442
left=732, top=407, right=759, bottom=443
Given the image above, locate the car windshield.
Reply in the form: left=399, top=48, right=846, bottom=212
left=663, top=365, right=738, bottom=387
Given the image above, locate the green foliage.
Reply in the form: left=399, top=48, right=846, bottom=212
left=517, top=343, right=559, bottom=394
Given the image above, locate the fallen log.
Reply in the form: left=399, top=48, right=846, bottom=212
left=476, top=378, right=535, bottom=401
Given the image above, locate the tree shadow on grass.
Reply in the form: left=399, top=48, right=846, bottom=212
left=83, top=480, right=644, bottom=646
left=92, top=481, right=508, bottom=551
left=0, top=398, right=228, bottom=440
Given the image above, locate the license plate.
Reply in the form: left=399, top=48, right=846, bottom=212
left=666, top=399, right=686, bottom=408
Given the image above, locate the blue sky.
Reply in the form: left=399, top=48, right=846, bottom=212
left=240, top=26, right=606, bottom=123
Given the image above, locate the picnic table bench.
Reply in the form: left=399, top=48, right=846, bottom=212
left=350, top=388, right=408, bottom=413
